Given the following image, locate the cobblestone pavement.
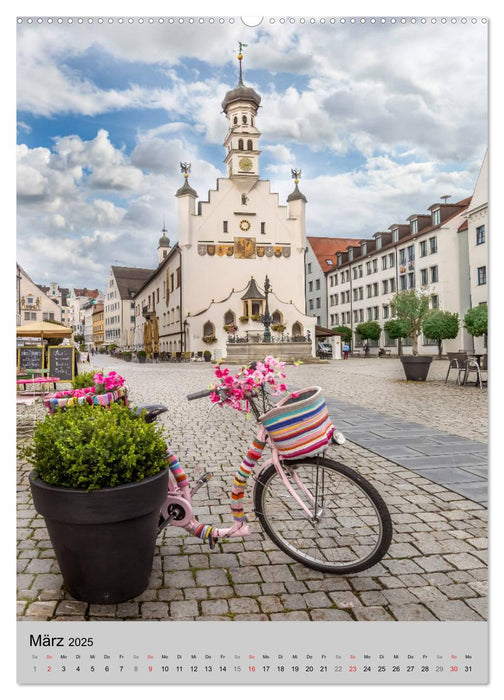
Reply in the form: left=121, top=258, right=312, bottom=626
left=17, top=357, right=488, bottom=623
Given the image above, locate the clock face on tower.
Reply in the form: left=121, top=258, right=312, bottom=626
left=238, top=157, right=253, bottom=172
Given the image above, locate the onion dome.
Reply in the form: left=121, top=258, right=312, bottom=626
left=221, top=48, right=261, bottom=112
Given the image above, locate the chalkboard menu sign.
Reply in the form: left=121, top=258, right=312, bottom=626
left=18, top=346, right=44, bottom=372
left=48, top=346, right=75, bottom=381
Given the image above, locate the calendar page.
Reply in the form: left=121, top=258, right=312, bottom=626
left=15, top=9, right=490, bottom=688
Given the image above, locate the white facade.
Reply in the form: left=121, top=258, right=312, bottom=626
left=17, top=264, right=62, bottom=326
left=105, top=267, right=152, bottom=349
left=327, top=198, right=476, bottom=355
left=134, top=56, right=315, bottom=358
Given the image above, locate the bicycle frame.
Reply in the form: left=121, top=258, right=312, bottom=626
left=158, top=420, right=324, bottom=548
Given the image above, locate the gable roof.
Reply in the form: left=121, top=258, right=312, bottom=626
left=111, top=266, right=155, bottom=300
left=308, top=236, right=363, bottom=273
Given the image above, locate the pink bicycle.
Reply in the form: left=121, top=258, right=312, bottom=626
left=147, top=363, right=392, bottom=575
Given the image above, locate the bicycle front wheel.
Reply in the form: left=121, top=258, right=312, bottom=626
left=254, top=456, right=392, bottom=574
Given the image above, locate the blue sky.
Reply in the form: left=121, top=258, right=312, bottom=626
left=16, top=15, right=488, bottom=290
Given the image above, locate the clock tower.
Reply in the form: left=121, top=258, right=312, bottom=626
left=222, top=46, right=261, bottom=184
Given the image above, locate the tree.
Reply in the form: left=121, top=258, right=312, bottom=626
left=384, top=318, right=410, bottom=356
left=422, top=309, right=460, bottom=357
left=331, top=325, right=352, bottom=344
left=355, top=321, right=381, bottom=343
left=463, top=305, right=488, bottom=338
left=390, top=290, right=430, bottom=355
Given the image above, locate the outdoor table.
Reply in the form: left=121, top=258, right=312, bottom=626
left=16, top=376, right=60, bottom=392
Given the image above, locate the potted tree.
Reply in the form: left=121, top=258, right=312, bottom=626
left=21, top=402, right=168, bottom=604
left=203, top=350, right=212, bottom=362
left=355, top=321, right=381, bottom=355
left=122, top=350, right=133, bottom=362
left=422, top=309, right=460, bottom=357
left=390, top=290, right=432, bottom=381
left=463, top=304, right=488, bottom=341
left=137, top=349, right=147, bottom=363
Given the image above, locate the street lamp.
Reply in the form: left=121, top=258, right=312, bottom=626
left=261, top=275, right=273, bottom=343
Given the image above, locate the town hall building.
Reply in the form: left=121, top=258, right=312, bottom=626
left=133, top=50, right=315, bottom=358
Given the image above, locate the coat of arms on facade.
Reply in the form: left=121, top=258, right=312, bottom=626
left=198, top=244, right=206, bottom=255
left=234, top=237, right=256, bottom=259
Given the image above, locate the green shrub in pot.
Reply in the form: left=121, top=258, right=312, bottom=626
left=20, top=402, right=169, bottom=603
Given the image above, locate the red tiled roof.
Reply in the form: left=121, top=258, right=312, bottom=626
left=308, top=236, right=363, bottom=273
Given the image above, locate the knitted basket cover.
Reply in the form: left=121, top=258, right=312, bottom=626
left=259, top=386, right=334, bottom=460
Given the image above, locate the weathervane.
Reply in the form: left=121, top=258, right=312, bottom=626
left=291, top=168, right=302, bottom=184
left=180, top=162, right=191, bottom=179
left=237, top=42, right=248, bottom=83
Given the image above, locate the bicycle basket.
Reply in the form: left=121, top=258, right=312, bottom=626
left=258, top=386, right=335, bottom=460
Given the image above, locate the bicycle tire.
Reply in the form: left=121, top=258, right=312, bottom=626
left=254, top=456, right=392, bottom=574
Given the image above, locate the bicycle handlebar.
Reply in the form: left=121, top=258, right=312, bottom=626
left=186, top=389, right=214, bottom=401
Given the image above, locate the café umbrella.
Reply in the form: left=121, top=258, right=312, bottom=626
left=16, top=321, right=73, bottom=340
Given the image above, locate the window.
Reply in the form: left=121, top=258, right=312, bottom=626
left=316, top=298, right=321, bottom=309
left=430, top=266, right=439, bottom=283
left=353, top=268, right=358, bottom=279
left=392, top=229, right=399, bottom=242
left=261, top=222, right=266, bottom=234
left=373, top=282, right=378, bottom=296
left=170, top=273, right=174, bottom=291
left=308, top=281, right=313, bottom=292
left=431, top=295, right=439, bottom=309
left=411, top=219, right=418, bottom=234
left=383, top=305, right=389, bottom=319
left=345, top=271, right=350, bottom=282
left=407, top=245, right=415, bottom=261
left=477, top=266, right=487, bottom=285
left=400, top=275, right=407, bottom=290
left=242, top=115, right=247, bottom=124
left=315, top=279, right=320, bottom=291
left=354, top=310, right=359, bottom=324
left=359, top=309, right=364, bottom=322
left=366, top=261, right=372, bottom=275
left=420, top=269, right=428, bottom=286
left=408, top=272, right=415, bottom=288
left=374, top=306, right=379, bottom=320
left=382, top=255, right=388, bottom=270
left=429, top=236, right=437, bottom=254
left=307, top=263, right=312, bottom=274
left=203, top=321, right=215, bottom=337
left=223, top=221, right=228, bottom=233
left=367, top=308, right=373, bottom=320
left=42, top=312, right=55, bottom=320
left=359, top=287, right=363, bottom=300
left=353, top=289, right=358, bottom=301
left=358, top=265, right=363, bottom=278
left=389, top=253, right=395, bottom=267
left=238, top=138, right=244, bottom=150
left=432, top=209, right=441, bottom=226
left=376, top=237, right=382, bottom=250
left=399, top=249, right=406, bottom=265
left=476, top=225, right=485, bottom=245
left=224, top=310, right=236, bottom=325
left=247, top=139, right=253, bottom=150
left=367, top=285, right=372, bottom=298
left=420, top=240, right=427, bottom=257
left=390, top=278, right=396, bottom=293
left=382, top=280, right=389, bottom=295
left=309, top=299, right=313, bottom=310
left=373, top=259, right=378, bottom=273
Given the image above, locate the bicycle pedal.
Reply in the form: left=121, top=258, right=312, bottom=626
left=190, top=472, right=213, bottom=496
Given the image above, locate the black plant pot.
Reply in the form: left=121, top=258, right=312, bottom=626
left=400, top=355, right=433, bottom=381
left=138, top=356, right=146, bottom=363
left=29, top=469, right=168, bottom=604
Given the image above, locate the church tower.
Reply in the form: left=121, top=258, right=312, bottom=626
left=222, top=45, right=261, bottom=183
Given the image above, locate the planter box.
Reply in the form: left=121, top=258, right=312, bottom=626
left=29, top=469, right=168, bottom=604
left=400, top=355, right=433, bottom=381
left=43, top=387, right=128, bottom=414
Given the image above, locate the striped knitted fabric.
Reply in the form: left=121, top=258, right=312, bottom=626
left=165, top=449, right=189, bottom=491
left=43, top=387, right=128, bottom=414
left=231, top=435, right=266, bottom=522
left=260, top=387, right=334, bottom=460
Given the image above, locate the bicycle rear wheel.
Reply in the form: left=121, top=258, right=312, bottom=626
left=254, top=456, right=392, bottom=574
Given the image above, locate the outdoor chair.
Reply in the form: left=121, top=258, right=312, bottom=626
left=463, top=354, right=488, bottom=389
left=182, top=351, right=191, bottom=362
left=445, top=351, right=469, bottom=385
left=195, top=351, right=204, bottom=361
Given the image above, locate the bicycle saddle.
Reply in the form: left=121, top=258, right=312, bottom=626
left=132, top=404, right=168, bottom=423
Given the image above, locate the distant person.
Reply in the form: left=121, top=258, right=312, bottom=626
left=364, top=342, right=369, bottom=357
left=343, top=343, right=350, bottom=360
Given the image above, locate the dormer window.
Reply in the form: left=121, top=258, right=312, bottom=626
left=376, top=237, right=382, bottom=249
left=348, top=249, right=354, bottom=261
left=392, top=229, right=399, bottom=242
left=361, top=242, right=367, bottom=255
left=411, top=219, right=418, bottom=234
left=432, top=209, right=441, bottom=226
